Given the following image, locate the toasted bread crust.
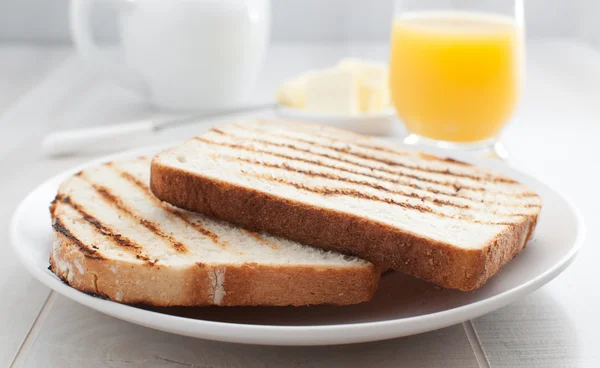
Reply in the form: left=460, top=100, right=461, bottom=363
left=151, top=161, right=538, bottom=291
left=50, top=227, right=379, bottom=307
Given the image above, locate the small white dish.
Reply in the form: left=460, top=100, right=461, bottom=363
left=275, top=105, right=397, bottom=136
left=10, top=143, right=584, bottom=346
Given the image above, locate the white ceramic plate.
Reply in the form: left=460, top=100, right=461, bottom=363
left=275, top=105, right=397, bottom=136
left=10, top=143, right=584, bottom=346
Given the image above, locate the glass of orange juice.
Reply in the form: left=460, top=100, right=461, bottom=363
left=390, top=0, right=524, bottom=159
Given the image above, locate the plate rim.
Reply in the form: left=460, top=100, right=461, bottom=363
left=9, top=142, right=586, bottom=346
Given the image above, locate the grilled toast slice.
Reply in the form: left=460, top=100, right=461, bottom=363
left=150, top=120, right=541, bottom=291
left=49, top=157, right=379, bottom=306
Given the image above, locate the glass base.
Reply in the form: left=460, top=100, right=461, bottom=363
left=403, top=134, right=509, bottom=161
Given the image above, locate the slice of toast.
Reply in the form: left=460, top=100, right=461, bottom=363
left=49, top=157, right=379, bottom=307
left=150, top=120, right=541, bottom=291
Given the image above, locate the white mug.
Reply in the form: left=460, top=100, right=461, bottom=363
left=70, top=0, right=270, bottom=111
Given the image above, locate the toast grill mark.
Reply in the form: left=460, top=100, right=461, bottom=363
left=239, top=124, right=506, bottom=181
left=231, top=156, right=531, bottom=221
left=165, top=210, right=229, bottom=248
left=197, top=137, right=540, bottom=208
left=235, top=156, right=472, bottom=210
left=255, top=120, right=470, bottom=167
left=56, top=196, right=151, bottom=261
left=245, top=122, right=416, bottom=158
left=206, top=130, right=535, bottom=198
left=245, top=171, right=514, bottom=226
left=53, top=218, right=104, bottom=260
left=242, top=229, right=279, bottom=250
left=200, top=135, right=461, bottom=191
left=270, top=132, right=517, bottom=184
left=84, top=179, right=188, bottom=253
left=116, top=168, right=229, bottom=248
left=225, top=126, right=516, bottom=184
left=239, top=157, right=533, bottom=218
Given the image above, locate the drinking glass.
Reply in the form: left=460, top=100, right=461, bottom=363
left=389, top=0, right=524, bottom=159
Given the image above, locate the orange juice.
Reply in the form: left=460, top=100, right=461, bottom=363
left=390, top=12, right=522, bottom=142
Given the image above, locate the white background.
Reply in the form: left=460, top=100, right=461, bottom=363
left=0, top=0, right=598, bottom=45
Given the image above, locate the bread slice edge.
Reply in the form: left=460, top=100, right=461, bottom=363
left=50, top=220, right=379, bottom=307
left=150, top=159, right=538, bottom=291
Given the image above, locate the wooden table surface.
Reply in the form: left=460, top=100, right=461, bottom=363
left=1, top=40, right=598, bottom=367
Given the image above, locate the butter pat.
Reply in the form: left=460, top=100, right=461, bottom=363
left=337, top=59, right=390, bottom=113
left=276, top=58, right=391, bottom=114
left=275, top=72, right=314, bottom=109
left=304, top=68, right=360, bottom=115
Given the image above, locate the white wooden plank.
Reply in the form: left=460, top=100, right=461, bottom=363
left=0, top=139, right=100, bottom=368
left=0, top=47, right=76, bottom=368
left=472, top=40, right=600, bottom=368
left=16, top=296, right=479, bottom=368
left=0, top=50, right=115, bottom=367
left=473, top=289, right=594, bottom=368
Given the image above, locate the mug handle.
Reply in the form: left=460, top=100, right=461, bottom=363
left=70, top=0, right=148, bottom=96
